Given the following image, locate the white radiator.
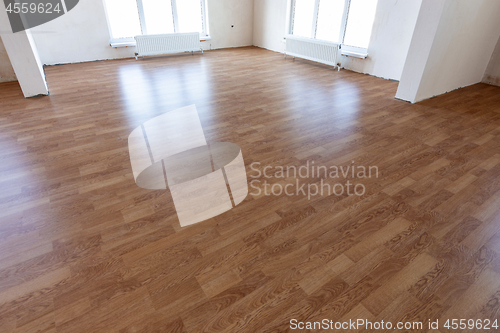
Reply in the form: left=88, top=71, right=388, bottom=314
left=285, top=36, right=339, bottom=68
left=134, top=33, right=202, bottom=59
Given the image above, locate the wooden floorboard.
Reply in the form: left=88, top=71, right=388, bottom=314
left=0, top=46, right=499, bottom=332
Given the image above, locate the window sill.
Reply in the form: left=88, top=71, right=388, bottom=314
left=110, top=41, right=136, bottom=48
left=110, top=36, right=211, bottom=48
left=340, top=50, right=367, bottom=59
left=340, top=45, right=368, bottom=59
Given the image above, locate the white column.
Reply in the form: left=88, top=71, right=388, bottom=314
left=395, top=0, right=446, bottom=103
left=0, top=4, right=49, bottom=98
left=397, top=0, right=500, bottom=103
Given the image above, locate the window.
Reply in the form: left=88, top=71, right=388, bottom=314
left=315, top=0, right=346, bottom=43
left=343, top=0, right=377, bottom=49
left=142, top=0, right=175, bottom=35
left=288, top=0, right=377, bottom=50
left=102, top=0, right=209, bottom=44
left=292, top=0, right=316, bottom=39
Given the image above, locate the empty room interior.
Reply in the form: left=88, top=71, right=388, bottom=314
left=1, top=0, right=500, bottom=331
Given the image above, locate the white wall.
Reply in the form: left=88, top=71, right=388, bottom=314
left=340, top=0, right=421, bottom=81
left=207, top=0, right=254, bottom=49
left=253, top=0, right=287, bottom=53
left=398, top=0, right=500, bottom=103
left=31, top=0, right=255, bottom=65
left=30, top=0, right=131, bottom=65
left=482, top=34, right=500, bottom=87
left=0, top=38, right=16, bottom=83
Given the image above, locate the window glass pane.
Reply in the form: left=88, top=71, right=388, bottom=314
left=103, top=0, right=142, bottom=39
left=143, top=0, right=175, bottom=34
left=315, top=0, right=345, bottom=42
left=343, top=0, right=378, bottom=48
left=177, top=0, right=203, bottom=34
left=292, top=0, right=315, bottom=38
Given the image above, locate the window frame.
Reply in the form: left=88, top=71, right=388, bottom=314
left=103, top=0, right=210, bottom=45
left=287, top=0, right=373, bottom=55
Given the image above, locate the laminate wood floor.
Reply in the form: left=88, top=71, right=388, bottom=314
left=1, top=46, right=499, bottom=332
